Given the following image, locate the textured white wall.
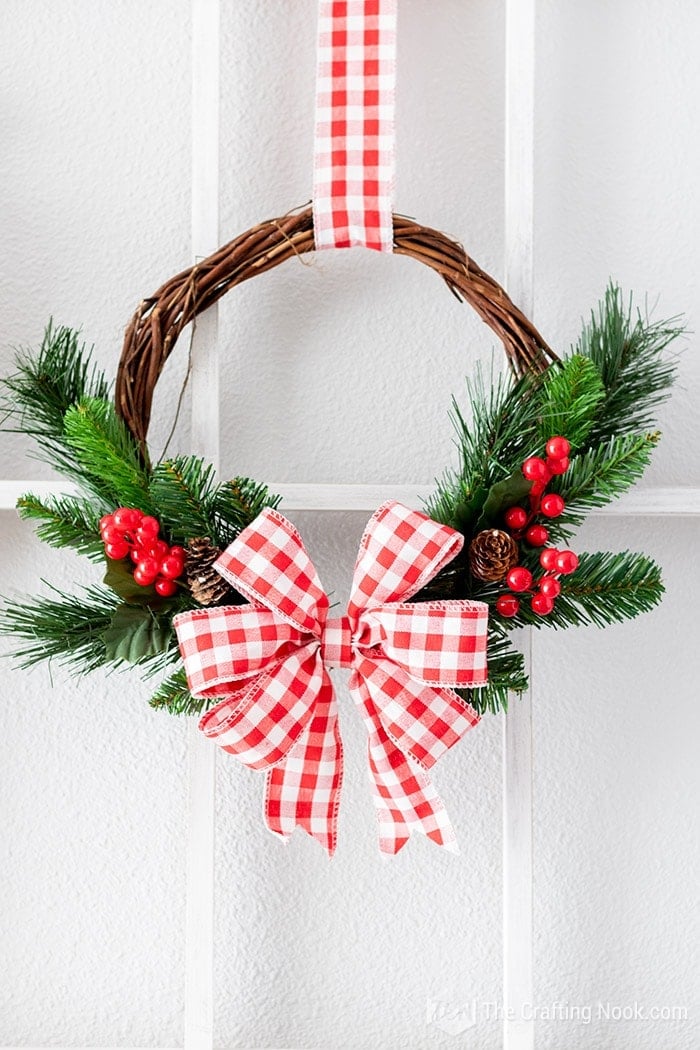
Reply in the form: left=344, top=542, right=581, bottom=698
left=1, top=2, right=698, bottom=1048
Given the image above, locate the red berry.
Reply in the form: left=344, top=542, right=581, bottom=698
left=496, top=594, right=520, bottom=618
left=531, top=593, right=555, bottom=615
left=169, top=545, right=187, bottom=561
left=504, top=506, right=528, bottom=530
left=133, top=565, right=157, bottom=587
left=130, top=548, right=142, bottom=563
left=113, top=507, right=142, bottom=530
left=139, top=515, right=160, bottom=536
left=540, top=547, right=559, bottom=571
left=547, top=456, right=570, bottom=476
left=522, top=456, right=549, bottom=482
left=137, top=555, right=160, bottom=577
left=556, top=550, right=579, bottom=575
left=539, top=577, right=561, bottom=598
left=105, top=540, right=130, bottom=560
left=540, top=493, right=565, bottom=518
left=506, top=566, right=533, bottom=593
left=545, top=436, right=571, bottom=460
left=525, top=524, right=549, bottom=547
left=136, top=527, right=159, bottom=547
left=155, top=577, right=178, bottom=597
left=99, top=514, right=115, bottom=530
left=101, top=525, right=123, bottom=545
left=152, top=540, right=170, bottom=558
left=160, top=555, right=185, bottom=580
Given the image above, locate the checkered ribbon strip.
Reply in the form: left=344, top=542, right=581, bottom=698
left=174, top=502, right=488, bottom=857
left=313, top=0, right=397, bottom=251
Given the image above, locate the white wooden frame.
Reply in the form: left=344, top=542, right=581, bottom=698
left=2, top=2, right=699, bottom=1048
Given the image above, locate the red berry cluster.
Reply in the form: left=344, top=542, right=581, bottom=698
left=495, top=547, right=579, bottom=618
left=99, top=508, right=186, bottom=598
left=496, top=436, right=579, bottom=617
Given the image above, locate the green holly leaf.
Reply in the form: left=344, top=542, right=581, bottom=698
left=451, top=484, right=489, bottom=537
left=103, top=556, right=159, bottom=606
left=103, top=604, right=173, bottom=664
left=475, top=471, right=532, bottom=531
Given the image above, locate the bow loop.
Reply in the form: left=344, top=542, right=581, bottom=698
left=214, top=507, right=329, bottom=636
left=347, top=501, right=465, bottom=620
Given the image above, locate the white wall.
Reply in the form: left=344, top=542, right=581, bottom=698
left=1, top=2, right=698, bottom=1048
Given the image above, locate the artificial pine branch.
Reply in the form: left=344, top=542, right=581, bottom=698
left=17, top=492, right=106, bottom=561
left=63, top=397, right=154, bottom=510
left=574, top=284, right=681, bottom=445
left=545, top=432, right=660, bottom=541
left=149, top=666, right=207, bottom=716
left=212, top=477, right=281, bottom=546
left=149, top=455, right=218, bottom=543
left=426, top=365, right=542, bottom=528
left=535, top=354, right=605, bottom=450
left=501, top=550, right=664, bottom=630
left=0, top=324, right=111, bottom=483
left=556, top=550, right=664, bottom=626
left=0, top=584, right=120, bottom=672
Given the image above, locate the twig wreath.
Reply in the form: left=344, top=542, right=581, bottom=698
left=1, top=206, right=680, bottom=725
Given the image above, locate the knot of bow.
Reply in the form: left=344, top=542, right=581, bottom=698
left=174, top=501, right=488, bottom=856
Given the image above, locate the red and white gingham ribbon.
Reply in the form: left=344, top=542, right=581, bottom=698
left=174, top=502, right=488, bottom=856
left=313, top=0, right=397, bottom=251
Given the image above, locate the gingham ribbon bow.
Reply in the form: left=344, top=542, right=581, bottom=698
left=174, top=502, right=488, bottom=856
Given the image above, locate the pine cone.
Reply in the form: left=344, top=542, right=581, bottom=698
left=469, top=529, right=519, bottom=583
left=185, top=537, right=237, bottom=606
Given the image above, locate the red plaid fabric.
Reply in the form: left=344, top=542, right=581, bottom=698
left=174, top=502, right=488, bottom=857
left=313, top=0, right=397, bottom=251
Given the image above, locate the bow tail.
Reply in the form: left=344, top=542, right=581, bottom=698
left=265, top=671, right=343, bottom=857
left=353, top=679, right=460, bottom=855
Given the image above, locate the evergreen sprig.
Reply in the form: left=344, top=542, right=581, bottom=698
left=0, top=323, right=110, bottom=481
left=149, top=666, right=205, bottom=716
left=546, top=432, right=660, bottom=541
left=149, top=455, right=218, bottom=542
left=574, top=284, right=681, bottom=445
left=0, top=584, right=119, bottom=672
left=16, top=492, right=105, bottom=562
left=212, top=477, right=281, bottom=546
left=63, top=397, right=154, bottom=510
left=507, top=550, right=664, bottom=630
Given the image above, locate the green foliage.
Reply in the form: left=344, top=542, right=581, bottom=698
left=63, top=396, right=153, bottom=510
left=0, top=584, right=119, bottom=672
left=212, top=476, right=282, bottom=547
left=495, top=550, right=664, bottom=630
left=536, top=354, right=605, bottom=450
left=103, top=604, right=173, bottom=665
left=573, top=283, right=681, bottom=445
left=17, top=492, right=104, bottom=561
left=426, top=366, right=542, bottom=528
left=547, top=432, right=660, bottom=540
left=556, top=550, right=664, bottom=627
left=0, top=323, right=110, bottom=481
left=150, top=458, right=280, bottom=547
left=149, top=666, right=207, bottom=717
left=149, top=455, right=218, bottom=542
left=475, top=471, right=532, bottom=531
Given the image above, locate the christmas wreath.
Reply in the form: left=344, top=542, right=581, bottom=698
left=0, top=210, right=680, bottom=727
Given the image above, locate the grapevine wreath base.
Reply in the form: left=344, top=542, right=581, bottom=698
left=1, top=212, right=680, bottom=724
